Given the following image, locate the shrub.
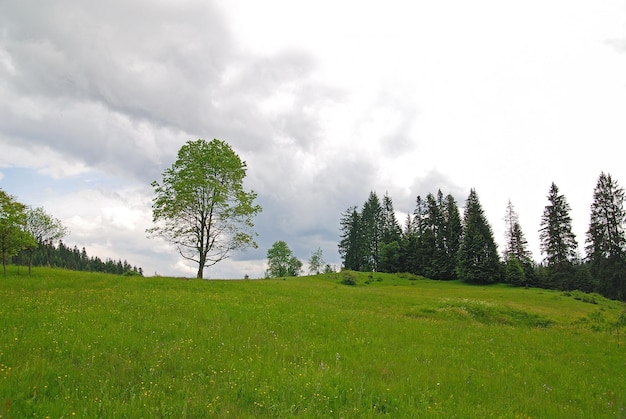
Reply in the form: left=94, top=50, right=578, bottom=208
left=341, top=271, right=357, bottom=286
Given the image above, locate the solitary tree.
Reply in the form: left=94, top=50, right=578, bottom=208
left=148, top=139, right=262, bottom=279
left=539, top=182, right=578, bottom=289
left=457, top=189, right=501, bottom=284
left=266, top=241, right=302, bottom=277
left=24, top=207, right=68, bottom=274
left=308, top=247, right=325, bottom=275
left=0, top=190, right=35, bottom=275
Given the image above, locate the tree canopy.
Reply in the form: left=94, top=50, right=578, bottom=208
left=148, top=139, right=262, bottom=279
left=0, top=189, right=35, bottom=275
left=266, top=241, right=302, bottom=278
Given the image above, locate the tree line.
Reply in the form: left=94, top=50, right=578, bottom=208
left=338, top=172, right=626, bottom=301
left=0, top=188, right=142, bottom=276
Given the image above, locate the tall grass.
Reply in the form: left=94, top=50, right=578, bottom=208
left=1, top=267, right=625, bottom=417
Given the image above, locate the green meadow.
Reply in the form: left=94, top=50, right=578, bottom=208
left=1, top=267, right=625, bottom=418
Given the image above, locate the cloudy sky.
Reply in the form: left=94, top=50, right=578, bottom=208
left=1, top=1, right=625, bottom=278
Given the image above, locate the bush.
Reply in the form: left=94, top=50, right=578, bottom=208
left=341, top=272, right=357, bottom=286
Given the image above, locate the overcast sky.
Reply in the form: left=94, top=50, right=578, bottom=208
left=1, top=1, right=625, bottom=278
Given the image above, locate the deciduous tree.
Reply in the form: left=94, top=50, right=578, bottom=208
left=0, top=190, right=35, bottom=275
left=24, top=207, right=68, bottom=274
left=308, top=247, right=325, bottom=275
left=148, top=139, right=261, bottom=279
left=266, top=241, right=302, bottom=277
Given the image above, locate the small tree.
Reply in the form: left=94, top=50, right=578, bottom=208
left=308, top=247, right=325, bottom=275
left=0, top=190, right=35, bottom=275
left=148, top=139, right=262, bottom=279
left=24, top=207, right=68, bottom=274
left=502, top=200, right=533, bottom=286
left=266, top=241, right=302, bottom=277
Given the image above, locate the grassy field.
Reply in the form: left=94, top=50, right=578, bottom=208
left=1, top=267, right=625, bottom=418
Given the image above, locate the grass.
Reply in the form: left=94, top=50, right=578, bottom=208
left=1, top=267, right=625, bottom=417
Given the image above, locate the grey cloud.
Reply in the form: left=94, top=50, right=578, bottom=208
left=0, top=0, right=341, bottom=187
left=400, top=169, right=467, bottom=212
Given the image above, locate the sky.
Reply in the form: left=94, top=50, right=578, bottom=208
left=1, top=1, right=625, bottom=278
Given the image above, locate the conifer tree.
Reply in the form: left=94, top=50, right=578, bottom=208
left=457, top=189, right=501, bottom=284
left=400, top=213, right=420, bottom=274
left=379, top=193, right=402, bottom=272
left=539, top=182, right=578, bottom=289
left=338, top=206, right=363, bottom=271
left=502, top=200, right=533, bottom=285
left=361, top=191, right=383, bottom=271
left=440, top=193, right=463, bottom=279
left=380, top=193, right=402, bottom=246
left=585, top=172, right=626, bottom=300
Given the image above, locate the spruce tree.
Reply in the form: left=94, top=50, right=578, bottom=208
left=400, top=213, right=419, bottom=274
left=502, top=200, right=533, bottom=286
left=361, top=191, right=383, bottom=271
left=422, top=193, right=441, bottom=278
left=338, top=207, right=363, bottom=271
left=585, top=172, right=626, bottom=300
left=411, top=195, right=429, bottom=276
left=379, top=193, right=402, bottom=272
left=457, top=189, right=501, bottom=284
left=441, top=193, right=463, bottom=279
left=539, top=182, right=578, bottom=290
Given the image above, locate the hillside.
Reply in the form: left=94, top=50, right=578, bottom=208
left=1, top=267, right=625, bottom=417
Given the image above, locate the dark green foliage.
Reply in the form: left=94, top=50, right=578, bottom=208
left=341, top=190, right=461, bottom=279
left=360, top=191, right=383, bottom=271
left=379, top=240, right=401, bottom=273
left=439, top=193, right=463, bottom=279
left=400, top=192, right=461, bottom=279
left=339, top=192, right=402, bottom=273
left=457, top=189, right=501, bottom=284
left=539, top=183, right=578, bottom=285
left=504, top=257, right=525, bottom=286
left=16, top=241, right=143, bottom=275
left=338, top=207, right=364, bottom=271
left=585, top=172, right=626, bottom=300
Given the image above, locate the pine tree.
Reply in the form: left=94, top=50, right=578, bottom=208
left=400, top=213, right=419, bottom=274
left=379, top=193, right=402, bottom=272
left=457, top=189, right=501, bottom=284
left=502, top=200, right=533, bottom=286
left=585, top=172, right=626, bottom=300
left=338, top=206, right=363, bottom=271
left=539, top=182, right=578, bottom=290
left=440, top=193, right=462, bottom=279
left=361, top=191, right=383, bottom=271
